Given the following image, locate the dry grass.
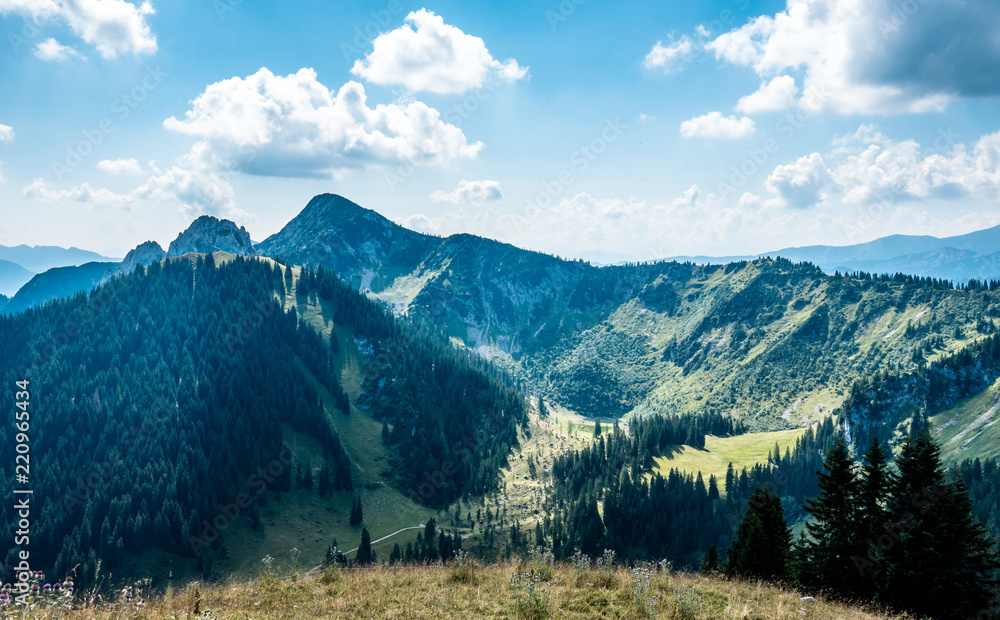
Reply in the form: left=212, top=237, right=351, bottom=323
left=41, top=563, right=915, bottom=620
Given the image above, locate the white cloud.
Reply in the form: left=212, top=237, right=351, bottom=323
left=350, top=9, right=528, bottom=94
left=705, top=0, right=1000, bottom=114
left=765, top=153, right=830, bottom=209
left=163, top=67, right=483, bottom=178
left=25, top=147, right=242, bottom=218
left=734, top=75, right=798, bottom=114
left=23, top=178, right=134, bottom=205
left=644, top=36, right=694, bottom=73
left=97, top=158, right=143, bottom=174
left=0, top=163, right=5, bottom=184
left=829, top=127, right=1000, bottom=205
left=670, top=184, right=701, bottom=210
left=0, top=124, right=13, bottom=141
left=679, top=112, right=755, bottom=139
left=34, top=37, right=85, bottom=62
left=430, top=179, right=503, bottom=204
left=750, top=126, right=1000, bottom=210
left=0, top=0, right=157, bottom=59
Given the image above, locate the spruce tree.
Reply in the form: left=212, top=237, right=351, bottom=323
left=853, top=436, right=891, bottom=595
left=357, top=527, right=373, bottom=565
left=349, top=495, right=363, bottom=526
left=882, top=430, right=999, bottom=619
left=726, top=486, right=790, bottom=582
left=800, top=437, right=861, bottom=595
left=700, top=543, right=720, bottom=574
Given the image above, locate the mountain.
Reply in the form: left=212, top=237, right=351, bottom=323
left=0, top=253, right=526, bottom=585
left=258, top=194, right=1000, bottom=429
left=670, top=224, right=1000, bottom=282
left=2, top=261, right=117, bottom=315
left=103, top=240, right=166, bottom=281
left=167, top=215, right=256, bottom=257
left=0, top=244, right=118, bottom=273
left=0, top=259, right=34, bottom=296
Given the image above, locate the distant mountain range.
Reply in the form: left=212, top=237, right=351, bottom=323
left=0, top=244, right=119, bottom=297
left=670, top=225, right=1000, bottom=282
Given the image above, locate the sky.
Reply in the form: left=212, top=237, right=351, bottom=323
left=0, top=0, right=999, bottom=262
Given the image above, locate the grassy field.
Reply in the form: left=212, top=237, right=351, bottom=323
left=651, top=428, right=810, bottom=488
left=44, top=562, right=914, bottom=619
left=931, top=375, right=1000, bottom=463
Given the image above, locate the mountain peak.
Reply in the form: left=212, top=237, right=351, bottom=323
left=167, top=216, right=256, bottom=258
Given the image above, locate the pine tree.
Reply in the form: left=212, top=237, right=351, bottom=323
left=708, top=474, right=720, bottom=501
left=357, top=527, right=373, bottom=565
left=349, top=495, right=363, bottom=526
left=800, top=437, right=861, bottom=595
left=881, top=430, right=999, bottom=619
left=725, top=462, right=736, bottom=498
left=700, top=543, right=720, bottom=574
left=593, top=419, right=602, bottom=438
left=853, top=436, right=891, bottom=594
left=726, top=486, right=790, bottom=582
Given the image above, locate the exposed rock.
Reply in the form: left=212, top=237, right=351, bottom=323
left=167, top=216, right=256, bottom=258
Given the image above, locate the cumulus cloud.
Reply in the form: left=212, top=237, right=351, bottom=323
left=705, top=0, right=1000, bottom=114
left=829, top=127, right=1000, bottom=204
left=34, top=37, right=85, bottom=61
left=430, top=179, right=503, bottom=204
left=735, top=75, right=798, bottom=114
left=679, top=112, right=755, bottom=139
left=670, top=184, right=701, bottom=210
left=25, top=147, right=241, bottom=218
left=0, top=124, right=13, bottom=142
left=751, top=125, right=1000, bottom=210
left=23, top=178, right=135, bottom=205
left=0, top=0, right=157, bottom=59
left=765, top=153, right=830, bottom=209
left=644, top=36, right=694, bottom=73
left=163, top=67, right=483, bottom=178
left=350, top=9, right=528, bottom=94
left=97, top=158, right=143, bottom=174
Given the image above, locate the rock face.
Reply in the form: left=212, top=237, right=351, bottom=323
left=106, top=241, right=166, bottom=280
left=167, top=216, right=256, bottom=258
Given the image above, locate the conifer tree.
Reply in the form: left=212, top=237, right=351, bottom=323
left=349, top=495, right=363, bottom=526
left=357, top=528, right=373, bottom=565
left=726, top=486, right=790, bottom=582
left=881, top=430, right=998, bottom=619
left=700, top=543, right=720, bottom=574
left=800, top=438, right=861, bottom=595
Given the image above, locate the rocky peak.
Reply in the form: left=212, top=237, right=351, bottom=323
left=105, top=240, right=166, bottom=281
left=167, top=216, right=256, bottom=258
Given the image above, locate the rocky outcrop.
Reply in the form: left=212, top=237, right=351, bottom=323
left=167, top=216, right=256, bottom=258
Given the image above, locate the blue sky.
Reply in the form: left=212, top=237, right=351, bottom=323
left=0, top=0, right=999, bottom=261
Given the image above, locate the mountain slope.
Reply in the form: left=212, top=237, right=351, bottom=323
left=0, top=252, right=526, bottom=586
left=2, top=261, right=116, bottom=315
left=259, top=194, right=1000, bottom=428
left=0, top=258, right=33, bottom=296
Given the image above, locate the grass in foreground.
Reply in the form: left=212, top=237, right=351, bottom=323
left=43, top=562, right=913, bottom=619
